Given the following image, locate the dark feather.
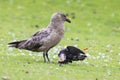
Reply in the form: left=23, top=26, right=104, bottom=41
left=8, top=40, right=26, bottom=48
left=67, top=46, right=85, bottom=55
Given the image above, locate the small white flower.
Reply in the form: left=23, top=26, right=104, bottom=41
left=98, top=52, right=106, bottom=58
left=118, top=61, right=120, bottom=64
left=2, top=76, right=9, bottom=80
left=53, top=55, right=57, bottom=59
left=95, top=65, right=99, bottom=67
left=84, top=61, right=89, bottom=65
left=107, top=70, right=111, bottom=75
left=104, top=64, right=108, bottom=67
left=86, top=53, right=91, bottom=57
left=21, top=53, right=26, bottom=56
left=106, top=44, right=111, bottom=48
left=74, top=44, right=78, bottom=47
left=19, top=50, right=23, bottom=53
left=118, top=53, right=120, bottom=56
left=109, top=50, right=113, bottom=53
left=37, top=53, right=42, bottom=56
left=96, top=56, right=100, bottom=59
left=29, top=53, right=33, bottom=56
left=87, top=22, right=92, bottom=27
left=12, top=33, right=15, bottom=37
left=56, top=67, right=59, bottom=70
left=67, top=38, right=70, bottom=41
left=104, top=59, right=109, bottom=62
left=64, top=69, right=67, bottom=72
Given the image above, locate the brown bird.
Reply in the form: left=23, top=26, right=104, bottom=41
left=8, top=12, right=71, bottom=62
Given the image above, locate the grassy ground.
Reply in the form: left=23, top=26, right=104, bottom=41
left=0, top=0, right=120, bottom=80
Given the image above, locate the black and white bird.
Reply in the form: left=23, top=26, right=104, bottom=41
left=58, top=46, right=87, bottom=64
left=8, top=12, right=71, bottom=63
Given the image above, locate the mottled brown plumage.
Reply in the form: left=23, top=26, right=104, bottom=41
left=8, top=12, right=71, bottom=62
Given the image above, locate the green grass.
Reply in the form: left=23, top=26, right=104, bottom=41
left=0, top=0, right=120, bottom=80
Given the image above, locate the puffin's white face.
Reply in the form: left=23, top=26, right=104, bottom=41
left=58, top=53, right=66, bottom=62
